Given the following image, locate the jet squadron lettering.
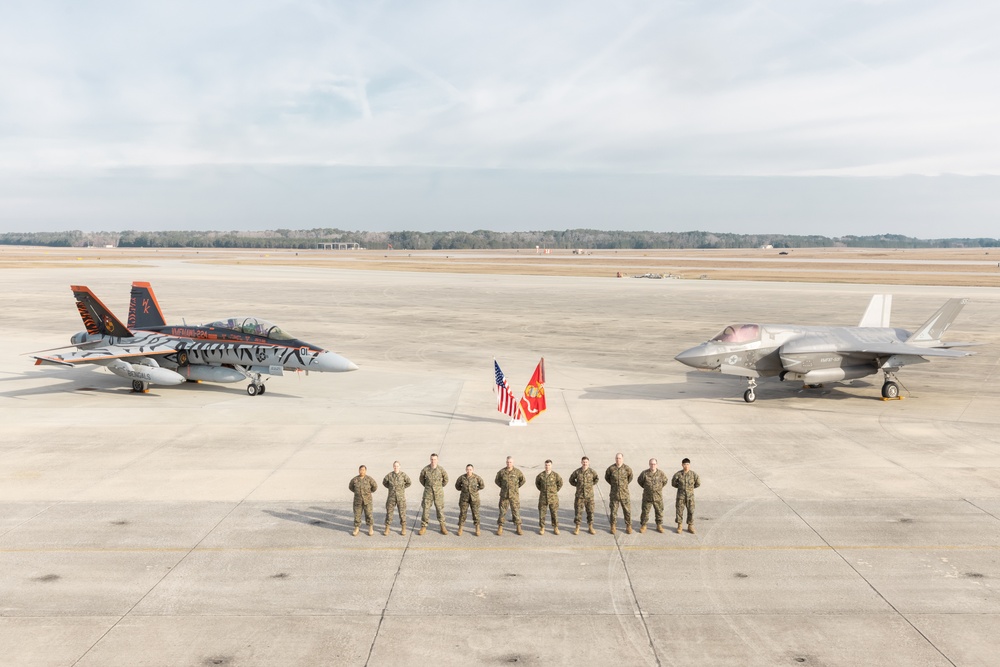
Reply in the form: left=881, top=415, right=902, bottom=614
left=675, top=295, right=974, bottom=403
left=31, top=282, right=357, bottom=395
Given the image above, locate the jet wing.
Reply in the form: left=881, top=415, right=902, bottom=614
left=33, top=346, right=176, bottom=367
left=843, top=342, right=972, bottom=359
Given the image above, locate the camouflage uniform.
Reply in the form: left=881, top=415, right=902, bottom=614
left=349, top=474, right=378, bottom=529
left=419, top=465, right=449, bottom=528
left=604, top=463, right=633, bottom=527
left=569, top=466, right=600, bottom=527
left=671, top=468, right=701, bottom=526
left=382, top=470, right=412, bottom=530
left=455, top=473, right=486, bottom=529
left=535, top=470, right=564, bottom=530
left=637, top=468, right=669, bottom=527
left=495, top=466, right=526, bottom=528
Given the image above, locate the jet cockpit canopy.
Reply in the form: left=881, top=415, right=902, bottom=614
left=206, top=317, right=295, bottom=341
left=711, top=324, right=760, bottom=344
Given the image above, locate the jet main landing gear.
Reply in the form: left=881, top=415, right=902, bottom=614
left=131, top=380, right=149, bottom=393
left=743, top=378, right=757, bottom=403
left=881, top=372, right=903, bottom=400
left=246, top=382, right=267, bottom=396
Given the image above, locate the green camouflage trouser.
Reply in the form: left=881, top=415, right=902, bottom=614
left=574, top=497, right=595, bottom=525
left=498, top=497, right=521, bottom=527
left=676, top=493, right=695, bottom=525
left=538, top=501, right=559, bottom=528
left=458, top=499, right=480, bottom=527
left=385, top=496, right=406, bottom=527
left=421, top=489, right=445, bottom=526
left=609, top=496, right=631, bottom=525
left=640, top=498, right=664, bottom=526
left=353, top=500, right=373, bottom=528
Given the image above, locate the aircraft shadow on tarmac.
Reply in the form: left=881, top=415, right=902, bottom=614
left=1, top=368, right=301, bottom=399
left=581, top=377, right=876, bottom=403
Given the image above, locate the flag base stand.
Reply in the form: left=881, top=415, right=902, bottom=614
left=508, top=419, right=527, bottom=427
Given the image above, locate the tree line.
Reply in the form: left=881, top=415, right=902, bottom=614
left=1, top=229, right=997, bottom=250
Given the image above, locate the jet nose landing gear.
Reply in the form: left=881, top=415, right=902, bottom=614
left=743, top=378, right=758, bottom=403
left=246, top=382, right=266, bottom=396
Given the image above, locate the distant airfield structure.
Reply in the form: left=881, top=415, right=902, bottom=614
left=317, top=242, right=363, bottom=250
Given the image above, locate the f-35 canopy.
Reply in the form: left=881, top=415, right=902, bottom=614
left=711, top=324, right=760, bottom=344
left=204, top=317, right=295, bottom=341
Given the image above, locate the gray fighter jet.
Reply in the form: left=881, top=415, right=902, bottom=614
left=674, top=295, right=973, bottom=403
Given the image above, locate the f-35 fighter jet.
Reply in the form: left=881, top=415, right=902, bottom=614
left=675, top=295, right=973, bottom=403
left=31, top=282, right=357, bottom=395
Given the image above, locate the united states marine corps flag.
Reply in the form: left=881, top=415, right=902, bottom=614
left=519, top=358, right=546, bottom=422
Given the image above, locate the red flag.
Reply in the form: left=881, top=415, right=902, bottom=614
left=519, top=358, right=546, bottom=422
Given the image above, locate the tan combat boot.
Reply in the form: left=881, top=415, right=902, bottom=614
left=496, top=525, right=503, bottom=536
left=516, top=524, right=523, bottom=536
left=573, top=524, right=580, bottom=535
left=639, top=524, right=646, bottom=534
left=352, top=526, right=359, bottom=536
left=368, top=525, right=374, bottom=536
left=539, top=526, right=545, bottom=535
left=440, top=522, right=448, bottom=535
left=610, top=523, right=616, bottom=535
left=688, top=524, right=696, bottom=534
left=676, top=523, right=682, bottom=534
left=400, top=525, right=407, bottom=536
left=457, top=525, right=463, bottom=536
left=418, top=525, right=426, bottom=536
left=475, top=525, right=481, bottom=537
left=553, top=524, right=559, bottom=535
left=656, top=524, right=664, bottom=533
left=625, top=524, right=633, bottom=535
left=588, top=523, right=596, bottom=535
left=383, top=525, right=390, bottom=536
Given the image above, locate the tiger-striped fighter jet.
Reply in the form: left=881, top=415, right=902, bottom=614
left=31, top=282, right=357, bottom=395
left=674, top=295, right=973, bottom=403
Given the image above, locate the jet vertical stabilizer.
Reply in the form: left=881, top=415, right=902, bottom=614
left=858, top=294, right=892, bottom=328
left=71, top=285, right=133, bottom=338
left=128, top=282, right=167, bottom=329
left=906, top=298, right=968, bottom=344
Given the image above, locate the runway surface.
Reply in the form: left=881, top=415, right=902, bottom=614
left=1, top=255, right=999, bottom=666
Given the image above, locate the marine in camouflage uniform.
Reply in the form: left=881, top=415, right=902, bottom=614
left=637, top=458, right=669, bottom=533
left=455, top=464, right=486, bottom=536
left=604, top=453, right=634, bottom=534
left=349, top=465, right=378, bottom=536
left=419, top=453, right=449, bottom=535
left=495, top=456, right=526, bottom=535
left=671, top=457, right=701, bottom=534
left=382, top=460, right=412, bottom=535
left=569, top=456, right=600, bottom=534
left=535, top=459, right=563, bottom=534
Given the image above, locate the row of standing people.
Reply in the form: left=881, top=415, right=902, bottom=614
left=348, top=453, right=700, bottom=537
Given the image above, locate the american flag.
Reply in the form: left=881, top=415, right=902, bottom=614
left=494, top=360, right=523, bottom=420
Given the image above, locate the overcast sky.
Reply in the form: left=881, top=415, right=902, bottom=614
left=1, top=1, right=998, bottom=236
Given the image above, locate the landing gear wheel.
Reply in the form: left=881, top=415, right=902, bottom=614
left=743, top=389, right=756, bottom=403
left=881, top=381, right=899, bottom=399
left=257, top=383, right=266, bottom=395
left=247, top=383, right=258, bottom=396
left=131, top=380, right=148, bottom=393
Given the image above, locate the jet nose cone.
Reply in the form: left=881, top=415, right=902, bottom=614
left=315, top=351, right=359, bottom=372
left=675, top=346, right=709, bottom=369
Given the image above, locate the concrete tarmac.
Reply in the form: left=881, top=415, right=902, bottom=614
left=1, top=256, right=999, bottom=666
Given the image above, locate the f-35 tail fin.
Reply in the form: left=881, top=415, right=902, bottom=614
left=906, top=298, right=968, bottom=345
left=859, top=294, right=892, bottom=328
left=71, top=285, right=133, bottom=338
left=128, top=282, right=166, bottom=329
